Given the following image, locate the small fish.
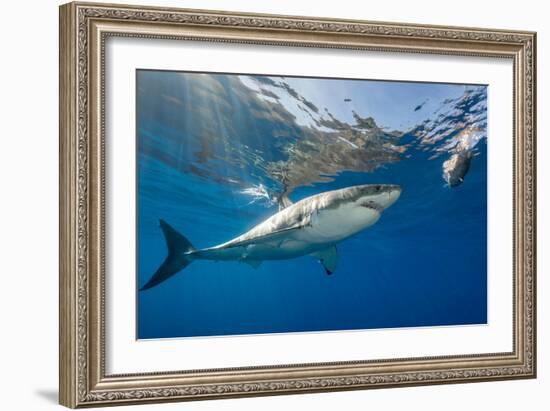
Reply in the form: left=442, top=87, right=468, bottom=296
left=413, top=100, right=427, bottom=112
left=344, top=98, right=352, bottom=102
left=442, top=150, right=474, bottom=187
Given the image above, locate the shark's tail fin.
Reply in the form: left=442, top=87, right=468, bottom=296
left=140, top=219, right=195, bottom=291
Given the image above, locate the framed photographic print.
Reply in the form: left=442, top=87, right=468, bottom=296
left=59, top=2, right=537, bottom=408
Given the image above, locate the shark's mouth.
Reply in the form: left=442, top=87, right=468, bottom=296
left=360, top=200, right=384, bottom=212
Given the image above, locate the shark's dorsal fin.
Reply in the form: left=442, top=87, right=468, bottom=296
left=311, top=246, right=338, bottom=275
left=278, top=194, right=293, bottom=211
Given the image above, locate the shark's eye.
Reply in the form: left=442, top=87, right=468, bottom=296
left=375, top=185, right=381, bottom=192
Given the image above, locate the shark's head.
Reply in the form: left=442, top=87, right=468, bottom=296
left=308, top=184, right=401, bottom=242
left=350, top=184, right=402, bottom=212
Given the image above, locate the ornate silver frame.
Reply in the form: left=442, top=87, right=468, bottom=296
left=59, top=1, right=536, bottom=408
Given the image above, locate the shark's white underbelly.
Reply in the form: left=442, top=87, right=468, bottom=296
left=196, top=228, right=326, bottom=261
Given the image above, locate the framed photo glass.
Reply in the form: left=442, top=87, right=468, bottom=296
left=59, top=2, right=536, bottom=407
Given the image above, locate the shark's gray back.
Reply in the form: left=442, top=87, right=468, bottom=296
left=217, top=187, right=365, bottom=249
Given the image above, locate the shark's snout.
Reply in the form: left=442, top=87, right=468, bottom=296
left=356, top=184, right=401, bottom=211
left=385, top=186, right=401, bottom=209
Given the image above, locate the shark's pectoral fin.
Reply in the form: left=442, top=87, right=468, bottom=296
left=242, top=259, right=263, bottom=269
left=311, top=246, right=337, bottom=275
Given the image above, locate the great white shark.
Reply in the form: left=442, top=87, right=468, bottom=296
left=140, top=184, right=401, bottom=291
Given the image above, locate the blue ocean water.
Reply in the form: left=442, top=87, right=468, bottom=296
left=136, top=70, right=487, bottom=339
